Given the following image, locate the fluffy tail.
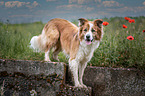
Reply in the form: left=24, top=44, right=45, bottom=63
left=30, top=36, right=40, bottom=52
left=30, top=35, right=46, bottom=52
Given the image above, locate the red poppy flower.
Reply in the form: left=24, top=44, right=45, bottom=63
left=123, top=24, right=127, bottom=28
left=124, top=17, right=131, bottom=21
left=128, top=19, right=132, bottom=23
left=128, top=19, right=135, bottom=23
left=103, top=22, right=109, bottom=26
left=131, top=19, right=135, bottom=23
left=142, top=30, right=145, bottom=33
left=127, top=36, right=134, bottom=40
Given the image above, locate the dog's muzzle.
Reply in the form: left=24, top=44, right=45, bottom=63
left=85, top=34, right=93, bottom=45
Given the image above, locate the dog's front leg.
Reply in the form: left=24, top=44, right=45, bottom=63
left=69, top=59, right=82, bottom=87
left=79, top=62, right=87, bottom=88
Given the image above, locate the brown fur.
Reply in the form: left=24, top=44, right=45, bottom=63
left=43, top=18, right=80, bottom=59
left=78, top=19, right=103, bottom=41
left=30, top=18, right=103, bottom=87
left=41, top=18, right=103, bottom=60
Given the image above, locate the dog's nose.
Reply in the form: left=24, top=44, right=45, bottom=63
left=86, top=34, right=90, bottom=39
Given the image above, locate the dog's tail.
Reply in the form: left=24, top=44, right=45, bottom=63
left=30, top=30, right=47, bottom=52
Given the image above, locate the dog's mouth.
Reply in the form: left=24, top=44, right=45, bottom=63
left=85, top=39, right=93, bottom=45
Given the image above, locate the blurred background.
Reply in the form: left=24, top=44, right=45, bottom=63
left=0, top=0, right=145, bottom=71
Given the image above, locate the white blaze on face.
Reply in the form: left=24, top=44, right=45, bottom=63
left=84, top=23, right=94, bottom=45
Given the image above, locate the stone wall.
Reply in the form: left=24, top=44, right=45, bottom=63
left=0, top=59, right=91, bottom=96
left=0, top=59, right=145, bottom=96
left=66, top=66, right=145, bottom=96
left=83, top=67, right=145, bottom=96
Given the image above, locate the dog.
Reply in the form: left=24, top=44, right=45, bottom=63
left=30, top=18, right=103, bottom=88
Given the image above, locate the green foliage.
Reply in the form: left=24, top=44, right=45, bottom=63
left=0, top=22, right=44, bottom=60
left=89, top=17, right=145, bottom=70
left=0, top=17, right=145, bottom=70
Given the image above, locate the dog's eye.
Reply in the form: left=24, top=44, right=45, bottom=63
left=91, top=29, right=96, bottom=32
left=84, top=28, right=87, bottom=32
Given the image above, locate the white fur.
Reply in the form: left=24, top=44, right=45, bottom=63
left=30, top=36, right=40, bottom=52
left=30, top=29, right=48, bottom=52
left=84, top=23, right=94, bottom=40
left=40, top=29, right=48, bottom=49
left=69, top=59, right=80, bottom=87
left=77, top=40, right=100, bottom=63
left=45, top=50, right=51, bottom=61
left=69, top=39, right=100, bottom=87
left=69, top=21, right=102, bottom=87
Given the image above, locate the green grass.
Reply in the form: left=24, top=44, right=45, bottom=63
left=0, top=22, right=45, bottom=60
left=0, top=17, right=145, bottom=71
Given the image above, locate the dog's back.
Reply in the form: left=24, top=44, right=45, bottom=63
left=30, top=18, right=78, bottom=52
left=30, top=18, right=79, bottom=61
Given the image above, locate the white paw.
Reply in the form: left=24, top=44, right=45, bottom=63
left=75, top=84, right=87, bottom=88
left=75, top=84, right=83, bottom=88
left=81, top=84, right=87, bottom=88
left=44, top=58, right=51, bottom=62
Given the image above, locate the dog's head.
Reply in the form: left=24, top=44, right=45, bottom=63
left=78, top=18, right=103, bottom=45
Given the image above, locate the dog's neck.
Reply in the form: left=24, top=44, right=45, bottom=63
left=79, top=40, right=100, bottom=55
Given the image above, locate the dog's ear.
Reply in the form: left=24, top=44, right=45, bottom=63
left=94, top=19, right=103, bottom=28
left=78, top=18, right=88, bottom=27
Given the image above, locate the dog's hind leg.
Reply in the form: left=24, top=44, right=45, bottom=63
left=43, top=27, right=60, bottom=62
left=44, top=39, right=59, bottom=62
left=44, top=43, right=54, bottom=62
left=45, top=49, right=51, bottom=62
left=52, top=41, right=61, bottom=61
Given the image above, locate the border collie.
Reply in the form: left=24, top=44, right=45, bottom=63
left=30, top=18, right=103, bottom=88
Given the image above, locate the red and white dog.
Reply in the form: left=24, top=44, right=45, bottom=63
left=30, top=18, right=103, bottom=88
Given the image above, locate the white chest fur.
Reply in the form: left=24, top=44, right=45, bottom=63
left=75, top=40, right=100, bottom=63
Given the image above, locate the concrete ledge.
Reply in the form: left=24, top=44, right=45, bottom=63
left=57, top=84, right=92, bottom=96
left=0, top=59, right=65, bottom=78
left=66, top=65, right=145, bottom=96
left=83, top=66, right=145, bottom=96
left=0, top=59, right=91, bottom=96
left=1, top=59, right=144, bottom=96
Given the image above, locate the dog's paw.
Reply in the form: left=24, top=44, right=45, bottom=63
left=81, top=84, right=87, bottom=88
left=75, top=84, right=87, bottom=88
left=44, top=57, right=51, bottom=62
left=75, top=84, right=83, bottom=88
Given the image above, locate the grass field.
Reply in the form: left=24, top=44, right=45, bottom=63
left=0, top=17, right=145, bottom=71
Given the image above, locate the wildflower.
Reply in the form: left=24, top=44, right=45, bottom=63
left=123, top=24, right=127, bottom=28
left=103, top=22, right=109, bottom=26
left=143, top=30, right=145, bottom=33
left=127, top=36, right=134, bottom=40
left=131, top=19, right=135, bottom=23
left=124, top=17, right=131, bottom=21
left=128, top=19, right=135, bottom=23
left=128, top=19, right=132, bottom=23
